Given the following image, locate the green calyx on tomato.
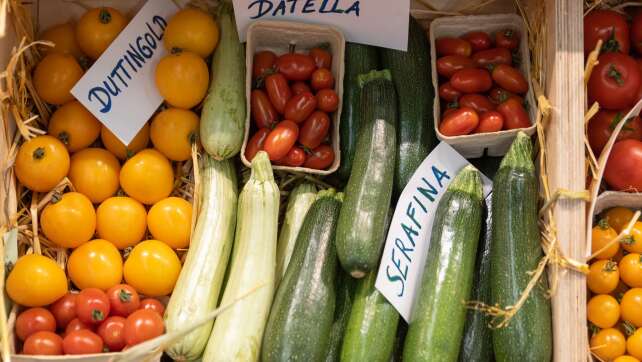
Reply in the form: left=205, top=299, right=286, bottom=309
left=604, top=260, right=617, bottom=272
left=118, top=289, right=132, bottom=302
left=597, top=218, right=611, bottom=229
left=622, top=235, right=635, bottom=245
left=92, top=309, right=105, bottom=322
left=608, top=113, right=635, bottom=132
left=603, top=28, right=622, bottom=53
left=608, top=64, right=624, bottom=86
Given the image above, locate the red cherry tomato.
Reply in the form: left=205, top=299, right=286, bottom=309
left=252, top=51, right=276, bottom=79
left=107, top=284, right=140, bottom=318
left=584, top=9, right=630, bottom=56
left=284, top=92, right=317, bottom=123
left=16, top=308, right=56, bottom=341
left=439, top=82, right=461, bottom=102
left=63, top=329, right=103, bottom=355
left=436, top=55, right=476, bottom=78
left=588, top=52, right=641, bottom=110
left=276, top=53, right=316, bottom=81
left=265, top=73, right=292, bottom=114
left=459, top=94, right=495, bottom=114
left=264, top=120, right=299, bottom=161
left=605, top=139, right=642, bottom=191
left=491, top=64, right=529, bottom=94
left=474, top=111, right=504, bottom=133
left=279, top=147, right=306, bottom=167
left=139, top=299, right=165, bottom=316
left=299, top=111, right=331, bottom=149
left=450, top=68, right=492, bottom=94
left=633, top=12, right=642, bottom=55
left=245, top=128, right=270, bottom=162
left=495, top=29, right=520, bottom=50
left=291, top=81, right=312, bottom=96
left=23, top=331, right=63, bottom=355
left=489, top=87, right=524, bottom=104
left=310, top=68, right=334, bottom=90
left=439, top=107, right=479, bottom=136
left=588, top=110, right=642, bottom=155
left=497, top=98, right=531, bottom=129
left=76, top=288, right=110, bottom=325
left=436, top=37, right=472, bottom=57
left=97, top=316, right=126, bottom=352
left=304, top=144, right=334, bottom=170
left=124, top=309, right=164, bottom=346
left=472, top=47, right=512, bottom=68
left=309, top=47, right=332, bottom=69
left=50, top=293, right=77, bottom=330
left=462, top=31, right=492, bottom=52
left=316, top=89, right=339, bottom=113
left=636, top=59, right=642, bottom=102
left=251, top=90, right=278, bottom=129
left=65, top=318, right=94, bottom=335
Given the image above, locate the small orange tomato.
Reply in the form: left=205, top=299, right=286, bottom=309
left=67, top=239, right=123, bottom=290
left=155, top=51, right=209, bottom=109
left=48, top=101, right=101, bottom=152
left=76, top=7, right=127, bottom=60
left=15, top=135, right=70, bottom=192
left=591, top=328, right=627, bottom=361
left=588, top=294, right=621, bottom=328
left=123, top=240, right=181, bottom=296
left=6, top=254, right=68, bottom=307
left=101, top=124, right=149, bottom=161
left=39, top=22, right=84, bottom=59
left=588, top=260, right=620, bottom=294
left=622, top=288, right=642, bottom=327
left=624, top=222, right=642, bottom=253
left=606, top=207, right=637, bottom=233
left=592, top=219, right=620, bottom=260
left=150, top=108, right=199, bottom=161
left=68, top=148, right=121, bottom=203
left=163, top=8, right=219, bottom=58
left=120, top=149, right=174, bottom=205
left=621, top=253, right=642, bottom=288
left=628, top=328, right=642, bottom=360
left=33, top=53, right=83, bottom=105
left=41, top=192, right=96, bottom=249
left=147, top=197, right=192, bottom=249
left=96, top=197, right=147, bottom=249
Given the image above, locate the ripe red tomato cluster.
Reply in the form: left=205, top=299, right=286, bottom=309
left=584, top=10, right=642, bottom=192
left=246, top=46, right=338, bottom=170
left=435, top=29, right=531, bottom=137
left=17, top=284, right=165, bottom=356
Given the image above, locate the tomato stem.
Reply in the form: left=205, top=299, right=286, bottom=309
left=602, top=27, right=621, bottom=53
left=597, top=218, right=611, bottom=229
left=57, top=131, right=70, bottom=145
left=604, top=260, right=617, bottom=272
left=118, top=289, right=132, bottom=302
left=32, top=147, right=45, bottom=160
left=607, top=64, right=624, bottom=86
left=99, top=8, right=112, bottom=24
left=621, top=235, right=635, bottom=245
left=92, top=309, right=105, bottom=322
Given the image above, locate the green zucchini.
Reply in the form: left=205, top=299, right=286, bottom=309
left=380, top=16, right=436, bottom=196
left=490, top=132, right=552, bottom=362
left=324, top=270, right=357, bottom=362
left=340, top=271, right=400, bottom=362
left=336, top=43, right=380, bottom=181
left=403, top=165, right=483, bottom=361
left=459, top=198, right=493, bottom=362
left=336, top=69, right=397, bottom=278
left=261, top=189, right=343, bottom=362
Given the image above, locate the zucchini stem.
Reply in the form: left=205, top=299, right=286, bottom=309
left=500, top=132, right=534, bottom=171
left=250, top=151, right=275, bottom=182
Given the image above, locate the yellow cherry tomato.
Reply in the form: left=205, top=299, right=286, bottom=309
left=68, top=148, right=120, bottom=203
left=123, top=240, right=181, bottom=296
left=15, top=135, right=70, bottom=193
left=593, top=219, right=620, bottom=260
left=33, top=53, right=83, bottom=105
left=164, top=8, right=219, bottom=58
left=6, top=254, right=68, bottom=307
left=67, top=239, right=123, bottom=290
left=101, top=124, right=150, bottom=160
left=41, top=192, right=96, bottom=249
left=629, top=328, right=642, bottom=360
left=617, top=356, right=642, bottom=362
left=589, top=260, right=620, bottom=294
left=48, top=101, right=101, bottom=152
left=150, top=108, right=199, bottom=161
left=591, top=328, right=627, bottom=361
left=622, top=288, right=642, bottom=327
left=147, top=197, right=192, bottom=249
left=588, top=294, right=621, bottom=328
left=39, top=22, right=84, bottom=59
left=155, top=51, right=208, bottom=109
left=120, top=149, right=174, bottom=205
left=96, top=196, right=147, bottom=249
left=624, top=222, right=642, bottom=254
left=76, top=7, right=127, bottom=60
left=621, top=253, right=642, bottom=288
left=607, top=207, right=637, bottom=233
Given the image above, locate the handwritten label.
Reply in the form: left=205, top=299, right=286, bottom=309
left=232, top=0, right=410, bottom=50
left=375, top=142, right=492, bottom=322
left=71, top=0, right=179, bottom=145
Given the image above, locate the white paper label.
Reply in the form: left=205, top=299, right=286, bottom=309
left=71, top=0, right=179, bottom=145
left=375, top=142, right=492, bottom=322
left=231, top=0, right=410, bottom=51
